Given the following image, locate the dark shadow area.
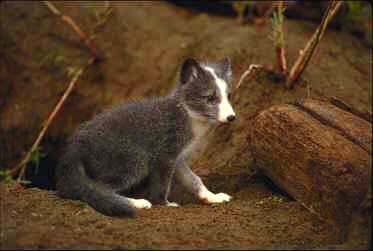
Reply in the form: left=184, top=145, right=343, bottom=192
left=166, top=1, right=237, bottom=17
left=23, top=136, right=66, bottom=191
left=24, top=155, right=57, bottom=190
left=253, top=174, right=295, bottom=201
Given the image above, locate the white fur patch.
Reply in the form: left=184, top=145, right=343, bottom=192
left=128, top=198, right=152, bottom=209
left=203, top=66, right=235, bottom=123
left=166, top=201, right=180, bottom=207
left=189, top=114, right=210, bottom=138
left=182, top=107, right=211, bottom=158
left=198, top=185, right=232, bottom=204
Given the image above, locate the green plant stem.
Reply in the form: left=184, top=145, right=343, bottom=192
left=274, top=1, right=288, bottom=77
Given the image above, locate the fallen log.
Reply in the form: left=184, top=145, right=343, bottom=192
left=249, top=97, right=371, bottom=234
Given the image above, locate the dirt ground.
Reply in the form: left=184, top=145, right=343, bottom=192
left=0, top=177, right=354, bottom=250
left=0, top=1, right=371, bottom=250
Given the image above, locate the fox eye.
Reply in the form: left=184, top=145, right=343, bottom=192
left=206, top=94, right=218, bottom=104
left=207, top=95, right=216, bottom=102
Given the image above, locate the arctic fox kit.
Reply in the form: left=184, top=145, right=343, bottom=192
left=56, top=57, right=236, bottom=217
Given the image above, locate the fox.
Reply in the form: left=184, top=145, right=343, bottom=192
left=55, top=57, right=236, bottom=217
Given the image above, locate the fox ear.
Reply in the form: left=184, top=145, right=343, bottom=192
left=219, top=57, right=232, bottom=78
left=180, top=58, right=201, bottom=85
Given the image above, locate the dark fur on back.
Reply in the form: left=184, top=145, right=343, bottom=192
left=56, top=97, right=192, bottom=216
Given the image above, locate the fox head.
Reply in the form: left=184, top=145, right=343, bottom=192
left=177, top=57, right=236, bottom=124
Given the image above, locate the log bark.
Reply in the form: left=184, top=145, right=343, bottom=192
left=249, top=97, right=371, bottom=231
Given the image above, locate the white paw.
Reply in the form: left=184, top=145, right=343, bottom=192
left=198, top=186, right=232, bottom=204
left=166, top=201, right=180, bottom=207
left=129, top=198, right=152, bottom=209
left=207, top=192, right=232, bottom=203
left=200, top=191, right=232, bottom=204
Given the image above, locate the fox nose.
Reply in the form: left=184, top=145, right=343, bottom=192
left=227, top=115, right=236, bottom=122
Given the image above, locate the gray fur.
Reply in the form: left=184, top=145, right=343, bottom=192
left=55, top=57, right=234, bottom=217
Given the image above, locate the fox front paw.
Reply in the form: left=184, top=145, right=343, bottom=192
left=129, top=198, right=152, bottom=209
left=199, top=189, right=232, bottom=204
left=205, top=192, right=232, bottom=203
left=166, top=201, right=180, bottom=207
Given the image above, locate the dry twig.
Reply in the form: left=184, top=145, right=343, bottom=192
left=235, top=64, right=263, bottom=91
left=286, top=0, right=343, bottom=89
left=9, top=57, right=95, bottom=181
left=43, top=1, right=105, bottom=61
left=9, top=2, right=107, bottom=181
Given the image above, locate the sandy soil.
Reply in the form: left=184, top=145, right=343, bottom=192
left=0, top=177, right=346, bottom=250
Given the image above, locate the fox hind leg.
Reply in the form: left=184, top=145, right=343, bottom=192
left=144, top=160, right=179, bottom=206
